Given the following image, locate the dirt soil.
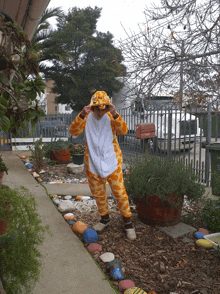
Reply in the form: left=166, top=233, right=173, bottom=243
left=44, top=163, right=220, bottom=294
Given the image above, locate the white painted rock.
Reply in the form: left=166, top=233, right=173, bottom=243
left=58, top=200, right=75, bottom=212
left=67, top=163, right=84, bottom=174
left=99, top=252, right=115, bottom=263
left=64, top=195, right=72, bottom=200
left=53, top=198, right=60, bottom=205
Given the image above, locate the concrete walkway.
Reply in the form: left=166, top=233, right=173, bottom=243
left=1, top=151, right=116, bottom=294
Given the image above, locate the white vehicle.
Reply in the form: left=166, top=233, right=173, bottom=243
left=118, top=102, right=203, bottom=152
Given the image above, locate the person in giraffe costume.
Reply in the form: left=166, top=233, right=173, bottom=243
left=69, top=91, right=136, bottom=240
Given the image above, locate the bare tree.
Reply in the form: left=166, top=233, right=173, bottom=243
left=118, top=0, right=220, bottom=110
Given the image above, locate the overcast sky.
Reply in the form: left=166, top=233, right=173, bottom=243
left=47, top=0, right=154, bottom=43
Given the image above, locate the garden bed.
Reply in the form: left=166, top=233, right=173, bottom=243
left=33, top=162, right=220, bottom=293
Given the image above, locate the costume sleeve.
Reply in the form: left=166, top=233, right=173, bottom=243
left=111, top=114, right=128, bottom=135
left=69, top=114, right=87, bottom=136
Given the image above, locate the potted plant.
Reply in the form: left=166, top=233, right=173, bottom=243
left=69, top=143, right=86, bottom=165
left=124, top=155, right=205, bottom=226
left=0, top=154, right=8, bottom=185
left=43, top=140, right=70, bottom=164
left=0, top=185, right=49, bottom=293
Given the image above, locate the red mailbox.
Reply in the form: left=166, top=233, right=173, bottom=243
left=136, top=123, right=156, bottom=139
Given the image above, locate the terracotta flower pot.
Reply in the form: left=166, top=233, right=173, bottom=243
left=136, top=194, right=184, bottom=226
left=50, top=150, right=70, bottom=164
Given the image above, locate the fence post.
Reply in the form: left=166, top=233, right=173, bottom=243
left=205, top=103, right=211, bottom=186
left=167, top=112, right=172, bottom=157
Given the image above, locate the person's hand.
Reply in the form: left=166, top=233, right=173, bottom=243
left=81, top=105, right=92, bottom=116
left=108, top=104, right=117, bottom=116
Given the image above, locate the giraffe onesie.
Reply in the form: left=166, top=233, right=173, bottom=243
left=69, top=111, right=132, bottom=219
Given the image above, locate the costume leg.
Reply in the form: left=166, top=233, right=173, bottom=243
left=107, top=165, right=132, bottom=218
left=87, top=170, right=109, bottom=216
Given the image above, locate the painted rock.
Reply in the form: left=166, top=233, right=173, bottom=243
left=118, top=280, right=135, bottom=292
left=124, top=288, right=147, bottom=294
left=67, top=220, right=76, bottom=226
left=110, top=266, right=124, bottom=280
left=199, top=228, right=209, bottom=235
left=107, top=195, right=114, bottom=199
left=32, top=172, right=40, bottom=177
left=26, top=163, right=32, bottom=169
left=75, top=195, right=91, bottom=200
left=50, top=194, right=58, bottom=199
left=72, top=221, right=88, bottom=234
left=20, top=155, right=26, bottom=159
left=196, top=239, right=213, bottom=248
left=63, top=213, right=75, bottom=221
left=64, top=195, right=72, bottom=200
left=107, top=259, right=122, bottom=272
left=81, top=196, right=91, bottom=200
left=87, top=243, right=102, bottom=253
left=194, top=232, right=204, bottom=239
left=37, top=178, right=42, bottom=182
left=99, top=252, right=115, bottom=263
left=75, top=196, right=83, bottom=200
left=53, top=198, right=60, bottom=205
left=83, top=228, right=98, bottom=243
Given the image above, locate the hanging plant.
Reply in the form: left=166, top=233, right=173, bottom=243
left=0, top=12, right=46, bottom=136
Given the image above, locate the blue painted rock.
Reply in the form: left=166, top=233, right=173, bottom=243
left=67, top=220, right=76, bottom=226
left=26, top=163, right=32, bottom=169
left=107, top=195, right=114, bottom=199
left=194, top=231, right=204, bottom=239
left=107, top=259, right=122, bottom=272
left=110, top=266, right=124, bottom=280
left=119, top=280, right=135, bottom=292
left=124, top=288, right=147, bottom=294
left=196, top=239, right=213, bottom=248
left=83, top=228, right=98, bottom=243
left=87, top=243, right=102, bottom=253
left=106, top=259, right=124, bottom=280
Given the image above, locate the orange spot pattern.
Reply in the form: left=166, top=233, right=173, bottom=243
left=71, top=111, right=131, bottom=217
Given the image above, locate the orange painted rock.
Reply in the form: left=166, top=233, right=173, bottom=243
left=75, top=196, right=83, bottom=200
left=63, top=213, right=75, bottom=221
left=72, top=221, right=87, bottom=234
left=20, top=155, right=26, bottom=159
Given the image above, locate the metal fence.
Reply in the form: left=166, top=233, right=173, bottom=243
left=117, top=102, right=220, bottom=187
left=1, top=102, right=220, bottom=186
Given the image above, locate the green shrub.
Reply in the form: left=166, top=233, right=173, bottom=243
left=29, top=136, right=45, bottom=172
left=43, top=140, right=70, bottom=159
left=201, top=198, right=220, bottom=233
left=125, top=155, right=205, bottom=206
left=0, top=185, right=50, bottom=294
